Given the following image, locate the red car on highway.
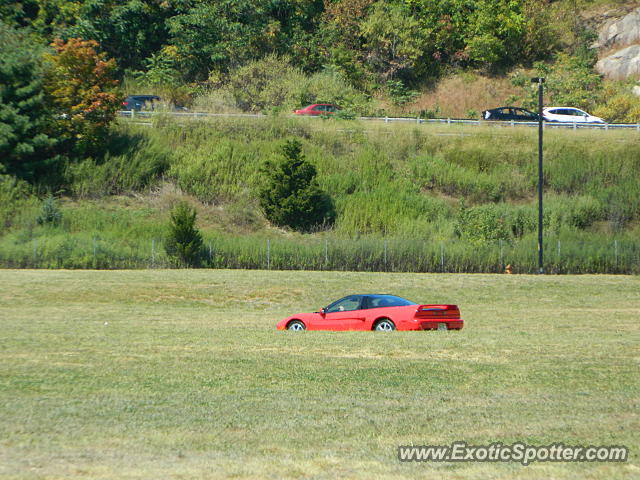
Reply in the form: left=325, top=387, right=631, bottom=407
left=293, top=103, right=340, bottom=115
left=276, top=294, right=463, bottom=331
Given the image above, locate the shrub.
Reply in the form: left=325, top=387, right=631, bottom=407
left=36, top=195, right=62, bottom=226
left=455, top=202, right=511, bottom=245
left=258, top=139, right=335, bottom=232
left=0, top=174, right=34, bottom=229
left=164, top=201, right=203, bottom=267
left=592, top=84, right=640, bottom=123
left=216, top=56, right=372, bottom=114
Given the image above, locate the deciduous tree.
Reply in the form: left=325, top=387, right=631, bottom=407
left=43, top=37, right=120, bottom=158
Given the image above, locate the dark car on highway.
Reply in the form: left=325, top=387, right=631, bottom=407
left=482, top=106, right=539, bottom=122
left=122, top=95, right=161, bottom=111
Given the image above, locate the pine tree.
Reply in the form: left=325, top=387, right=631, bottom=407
left=165, top=201, right=203, bottom=267
left=0, top=23, right=57, bottom=181
left=258, top=139, right=335, bottom=232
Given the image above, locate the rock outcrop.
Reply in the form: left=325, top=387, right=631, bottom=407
left=593, top=7, right=640, bottom=49
left=593, top=7, right=640, bottom=80
left=596, top=44, right=640, bottom=80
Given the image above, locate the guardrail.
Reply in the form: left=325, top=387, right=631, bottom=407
left=117, top=110, right=640, bottom=131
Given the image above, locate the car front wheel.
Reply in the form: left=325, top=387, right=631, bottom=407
left=374, top=319, right=395, bottom=331
left=287, top=320, right=306, bottom=331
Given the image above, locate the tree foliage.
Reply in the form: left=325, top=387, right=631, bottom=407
left=1, top=0, right=565, bottom=87
left=0, top=22, right=56, bottom=181
left=258, top=139, right=334, bottom=232
left=165, top=201, right=203, bottom=267
left=43, top=37, right=121, bottom=158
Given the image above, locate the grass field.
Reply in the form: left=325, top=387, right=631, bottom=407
left=0, top=270, right=638, bottom=479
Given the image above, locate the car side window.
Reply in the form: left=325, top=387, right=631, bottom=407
left=369, top=297, right=385, bottom=308
left=326, top=296, right=362, bottom=313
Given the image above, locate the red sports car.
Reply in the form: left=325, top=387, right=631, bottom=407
left=293, top=103, right=340, bottom=115
left=276, top=294, right=463, bottom=331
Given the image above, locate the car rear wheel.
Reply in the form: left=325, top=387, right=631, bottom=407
left=287, top=320, right=306, bottom=331
left=373, top=319, right=395, bottom=331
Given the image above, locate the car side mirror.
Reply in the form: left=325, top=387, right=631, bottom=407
left=320, top=308, right=326, bottom=315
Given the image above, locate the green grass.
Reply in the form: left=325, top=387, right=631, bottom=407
left=0, top=270, right=638, bottom=479
left=3, top=117, right=640, bottom=272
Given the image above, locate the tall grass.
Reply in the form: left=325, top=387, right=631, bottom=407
left=1, top=223, right=638, bottom=273
left=2, top=117, right=639, bottom=272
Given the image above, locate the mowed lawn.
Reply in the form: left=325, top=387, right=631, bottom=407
left=0, top=270, right=637, bottom=479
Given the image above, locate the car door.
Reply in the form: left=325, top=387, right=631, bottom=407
left=566, top=109, right=586, bottom=123
left=314, top=295, right=367, bottom=330
left=514, top=109, right=536, bottom=121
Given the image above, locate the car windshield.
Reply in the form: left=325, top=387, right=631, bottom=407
left=367, top=295, right=417, bottom=308
left=325, top=295, right=362, bottom=313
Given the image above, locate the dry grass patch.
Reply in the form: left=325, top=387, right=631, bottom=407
left=409, top=74, right=522, bottom=118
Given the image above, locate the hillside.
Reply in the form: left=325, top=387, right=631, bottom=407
left=2, top=117, right=639, bottom=273
left=2, top=1, right=640, bottom=273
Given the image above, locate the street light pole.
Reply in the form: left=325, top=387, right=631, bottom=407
left=531, top=77, right=545, bottom=274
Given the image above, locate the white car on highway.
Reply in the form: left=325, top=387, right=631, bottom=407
left=542, top=107, right=605, bottom=124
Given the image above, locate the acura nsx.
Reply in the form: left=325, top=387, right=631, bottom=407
left=276, top=294, right=463, bottom=331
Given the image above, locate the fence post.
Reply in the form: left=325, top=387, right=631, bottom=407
left=384, top=239, right=388, bottom=271
left=324, top=239, right=328, bottom=266
left=208, top=241, right=212, bottom=266
left=267, top=239, right=271, bottom=270
left=440, top=243, right=445, bottom=272
left=614, top=239, right=618, bottom=271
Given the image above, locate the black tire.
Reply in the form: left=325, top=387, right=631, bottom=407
left=287, top=320, right=306, bottom=331
left=373, top=319, right=395, bottom=331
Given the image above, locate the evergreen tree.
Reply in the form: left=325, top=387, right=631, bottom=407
left=165, top=201, right=203, bottom=267
left=0, top=22, right=57, bottom=182
left=258, top=139, right=335, bottom=232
